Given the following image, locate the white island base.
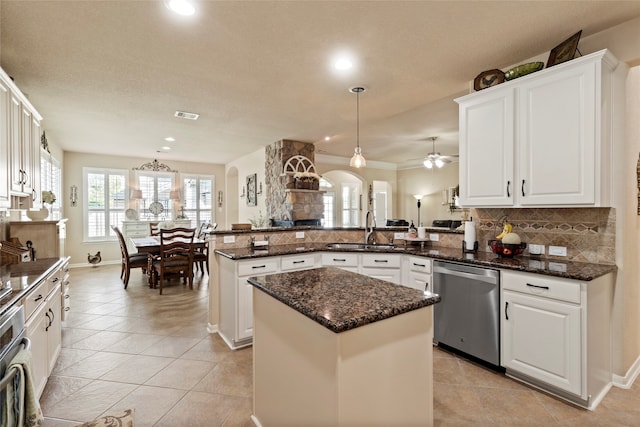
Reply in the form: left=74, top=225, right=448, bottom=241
left=251, top=288, right=434, bottom=427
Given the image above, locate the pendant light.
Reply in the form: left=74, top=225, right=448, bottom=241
left=349, top=86, right=366, bottom=168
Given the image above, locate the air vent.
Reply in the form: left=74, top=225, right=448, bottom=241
left=174, top=110, right=200, bottom=120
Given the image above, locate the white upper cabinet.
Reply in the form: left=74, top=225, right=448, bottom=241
left=456, top=49, right=623, bottom=208
left=0, top=80, right=9, bottom=208
left=2, top=67, right=43, bottom=206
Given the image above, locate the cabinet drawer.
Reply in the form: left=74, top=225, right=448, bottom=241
left=407, top=256, right=431, bottom=273
left=46, top=271, right=62, bottom=296
left=281, top=254, right=316, bottom=271
left=238, top=259, right=279, bottom=276
left=361, top=253, right=401, bottom=268
left=322, top=252, right=359, bottom=267
left=502, top=271, right=581, bottom=304
left=24, top=280, right=47, bottom=320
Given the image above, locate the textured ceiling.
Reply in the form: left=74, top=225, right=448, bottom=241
left=1, top=1, right=639, bottom=166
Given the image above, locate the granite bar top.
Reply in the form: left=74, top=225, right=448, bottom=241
left=0, top=258, right=64, bottom=316
left=216, top=243, right=616, bottom=281
left=210, top=225, right=463, bottom=235
left=248, top=267, right=440, bottom=333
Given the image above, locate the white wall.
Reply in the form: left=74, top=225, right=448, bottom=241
left=224, top=147, right=266, bottom=229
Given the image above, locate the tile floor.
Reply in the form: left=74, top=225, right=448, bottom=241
left=41, top=264, right=640, bottom=426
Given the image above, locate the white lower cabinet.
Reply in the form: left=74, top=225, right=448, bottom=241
left=321, top=252, right=359, bottom=273
left=403, top=256, right=432, bottom=292
left=360, top=253, right=402, bottom=284
left=501, top=270, right=613, bottom=409
left=25, top=281, right=62, bottom=398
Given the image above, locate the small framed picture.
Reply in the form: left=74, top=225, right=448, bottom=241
left=473, top=69, right=505, bottom=91
left=547, top=30, right=582, bottom=68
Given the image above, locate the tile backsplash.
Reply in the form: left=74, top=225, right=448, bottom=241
left=471, top=207, right=615, bottom=264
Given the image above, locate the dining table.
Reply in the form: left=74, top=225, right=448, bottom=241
left=130, top=235, right=207, bottom=287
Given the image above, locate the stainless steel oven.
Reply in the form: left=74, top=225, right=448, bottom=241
left=433, top=260, right=501, bottom=367
left=0, top=305, right=29, bottom=422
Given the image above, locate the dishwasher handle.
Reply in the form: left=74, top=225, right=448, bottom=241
left=433, top=265, right=499, bottom=285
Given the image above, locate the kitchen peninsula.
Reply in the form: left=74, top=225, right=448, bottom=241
left=248, top=267, right=440, bottom=427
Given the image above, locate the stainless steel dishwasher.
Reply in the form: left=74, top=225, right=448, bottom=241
left=433, top=260, right=501, bottom=367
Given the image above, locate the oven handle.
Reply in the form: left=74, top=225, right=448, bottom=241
left=0, top=337, right=32, bottom=390
left=433, top=266, right=499, bottom=285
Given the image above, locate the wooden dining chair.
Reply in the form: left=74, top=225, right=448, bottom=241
left=149, top=227, right=195, bottom=294
left=193, top=223, right=209, bottom=275
left=112, top=226, right=148, bottom=288
left=149, top=222, right=161, bottom=236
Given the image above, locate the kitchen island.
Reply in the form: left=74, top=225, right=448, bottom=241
left=248, top=267, right=440, bottom=427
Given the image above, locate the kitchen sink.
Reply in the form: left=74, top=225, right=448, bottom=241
left=325, top=243, right=402, bottom=251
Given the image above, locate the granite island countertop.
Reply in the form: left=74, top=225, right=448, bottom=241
left=248, top=267, right=440, bottom=333
left=216, top=243, right=616, bottom=282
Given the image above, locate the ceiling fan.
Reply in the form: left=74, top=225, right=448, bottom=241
left=422, top=136, right=458, bottom=169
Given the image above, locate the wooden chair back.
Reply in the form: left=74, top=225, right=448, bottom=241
left=154, top=227, right=196, bottom=293
left=149, top=222, right=161, bottom=236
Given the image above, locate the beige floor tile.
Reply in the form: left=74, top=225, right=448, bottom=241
left=100, top=354, right=174, bottom=384
left=106, top=333, right=166, bottom=354
left=180, top=335, right=234, bottom=363
left=41, top=418, right=79, bottom=427
left=154, top=391, right=245, bottom=427
left=39, top=375, right=93, bottom=412
left=55, top=351, right=133, bottom=379
left=145, top=358, right=216, bottom=389
left=51, top=347, right=96, bottom=373
left=45, top=379, right=137, bottom=423
left=104, top=385, right=186, bottom=427
left=140, top=335, right=201, bottom=357
left=193, top=356, right=252, bottom=398
left=60, top=327, right=98, bottom=347
left=69, top=330, right=132, bottom=351
left=76, top=314, right=129, bottom=330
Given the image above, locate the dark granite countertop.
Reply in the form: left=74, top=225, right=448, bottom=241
left=0, top=258, right=65, bottom=316
left=216, top=243, right=616, bottom=281
left=210, top=225, right=463, bottom=235
left=248, top=267, right=440, bottom=333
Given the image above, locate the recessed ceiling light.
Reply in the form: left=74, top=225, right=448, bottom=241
left=161, top=146, right=172, bottom=151
left=164, top=137, right=175, bottom=142
left=334, top=58, right=353, bottom=70
left=324, top=136, right=331, bottom=141
left=165, top=0, right=195, bottom=16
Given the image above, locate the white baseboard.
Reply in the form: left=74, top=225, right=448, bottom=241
left=207, top=323, right=218, bottom=334
left=250, top=415, right=263, bottom=427
left=612, top=354, right=640, bottom=389
left=69, top=259, right=120, bottom=269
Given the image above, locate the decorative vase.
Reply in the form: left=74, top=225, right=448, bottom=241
left=26, top=207, right=49, bottom=221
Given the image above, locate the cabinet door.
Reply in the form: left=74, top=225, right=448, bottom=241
left=517, top=62, right=596, bottom=205
left=0, top=80, right=9, bottom=207
left=9, top=94, right=23, bottom=193
left=457, top=86, right=515, bottom=206
left=406, top=271, right=431, bottom=293
left=25, top=303, right=49, bottom=398
left=46, top=285, right=62, bottom=374
left=237, top=278, right=253, bottom=341
left=360, top=268, right=401, bottom=285
left=20, top=107, right=33, bottom=194
left=502, top=290, right=582, bottom=395
left=29, top=117, right=42, bottom=208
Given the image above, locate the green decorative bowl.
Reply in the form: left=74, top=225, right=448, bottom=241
left=504, top=62, right=544, bottom=81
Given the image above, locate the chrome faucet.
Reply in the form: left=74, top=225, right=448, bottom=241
left=365, top=210, right=376, bottom=245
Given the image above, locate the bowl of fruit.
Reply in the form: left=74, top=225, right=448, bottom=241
left=489, top=221, right=526, bottom=257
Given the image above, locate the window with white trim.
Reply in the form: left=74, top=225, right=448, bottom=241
left=84, top=167, right=127, bottom=241
left=341, top=183, right=360, bottom=227
left=135, top=170, right=176, bottom=220
left=40, top=150, right=62, bottom=219
left=320, top=177, right=335, bottom=227
left=181, top=174, right=214, bottom=226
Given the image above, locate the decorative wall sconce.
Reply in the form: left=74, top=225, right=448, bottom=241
left=257, top=182, right=263, bottom=196
left=70, top=185, right=78, bottom=207
left=414, top=194, right=423, bottom=226
left=240, top=187, right=246, bottom=198
left=217, top=191, right=223, bottom=207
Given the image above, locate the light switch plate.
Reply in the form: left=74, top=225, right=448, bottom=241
left=296, top=231, right=304, bottom=239
left=549, top=245, right=567, bottom=256
left=529, top=244, right=545, bottom=255
left=429, top=233, right=439, bottom=241
left=223, top=236, right=235, bottom=244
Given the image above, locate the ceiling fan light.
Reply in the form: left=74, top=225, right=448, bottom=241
left=350, top=146, right=366, bottom=168
left=424, top=159, right=433, bottom=169
left=435, top=158, right=445, bottom=168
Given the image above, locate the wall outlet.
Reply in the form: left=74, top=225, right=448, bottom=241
left=548, top=245, right=567, bottom=256
left=223, top=235, right=235, bottom=244
left=429, top=233, right=439, bottom=242
left=529, top=244, right=545, bottom=255
left=394, top=232, right=405, bottom=240
left=296, top=231, right=305, bottom=239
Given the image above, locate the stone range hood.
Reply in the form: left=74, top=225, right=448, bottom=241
left=265, top=140, right=324, bottom=227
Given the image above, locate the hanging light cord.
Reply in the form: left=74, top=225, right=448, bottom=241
left=356, top=90, right=360, bottom=150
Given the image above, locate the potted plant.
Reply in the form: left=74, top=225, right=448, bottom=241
left=293, top=171, right=320, bottom=190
